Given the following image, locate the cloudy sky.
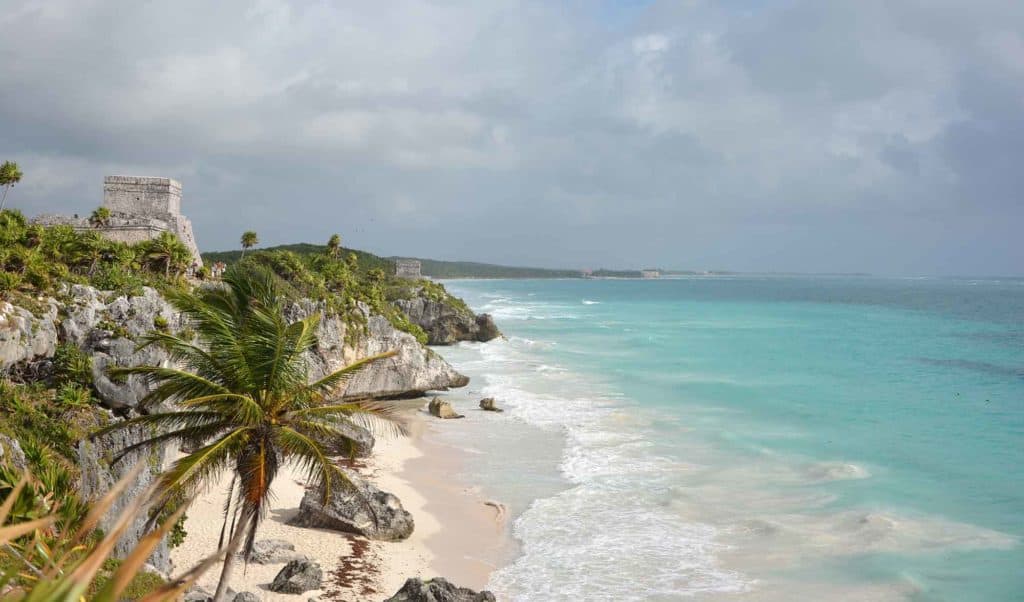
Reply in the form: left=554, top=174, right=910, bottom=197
left=1, top=1, right=1021, bottom=275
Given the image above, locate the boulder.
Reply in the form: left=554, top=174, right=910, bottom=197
left=288, top=472, right=414, bottom=541
left=232, top=593, right=260, bottom=602
left=184, top=585, right=236, bottom=601
left=243, top=539, right=307, bottom=564
left=428, top=397, right=463, bottom=419
left=322, top=421, right=375, bottom=458
left=384, top=577, right=497, bottom=602
left=478, top=398, right=503, bottom=413
left=269, top=559, right=323, bottom=594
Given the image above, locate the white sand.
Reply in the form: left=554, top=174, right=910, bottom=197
left=169, top=407, right=508, bottom=600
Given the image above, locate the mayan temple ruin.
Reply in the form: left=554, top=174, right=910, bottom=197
left=34, top=175, right=202, bottom=265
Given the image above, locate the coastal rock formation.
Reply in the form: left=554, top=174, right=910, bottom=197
left=270, top=559, right=323, bottom=594
left=478, top=398, right=503, bottom=412
left=428, top=397, right=464, bottom=419
left=384, top=577, right=497, bottom=602
left=289, top=472, right=414, bottom=541
left=244, top=539, right=308, bottom=565
left=393, top=295, right=500, bottom=345
left=285, top=299, right=470, bottom=400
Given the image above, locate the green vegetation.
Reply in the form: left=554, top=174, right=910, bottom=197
left=0, top=160, right=23, bottom=212
left=0, top=209, right=191, bottom=299
left=93, top=266, right=401, bottom=600
left=205, top=244, right=428, bottom=343
left=203, top=242, right=394, bottom=275
left=0, top=467, right=216, bottom=601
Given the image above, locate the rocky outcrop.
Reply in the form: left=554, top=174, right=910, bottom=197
left=289, top=471, right=414, bottom=541
left=393, top=295, right=500, bottom=346
left=233, top=593, right=260, bottom=602
left=270, top=559, right=323, bottom=594
left=60, top=285, right=182, bottom=412
left=78, top=414, right=171, bottom=572
left=428, top=397, right=464, bottom=419
left=286, top=300, right=469, bottom=400
left=384, top=577, right=497, bottom=602
left=478, top=398, right=503, bottom=412
left=0, top=299, right=59, bottom=372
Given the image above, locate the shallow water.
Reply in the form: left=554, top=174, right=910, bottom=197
left=437, top=276, right=1023, bottom=601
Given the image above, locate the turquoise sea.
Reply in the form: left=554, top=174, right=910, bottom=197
left=439, top=276, right=1023, bottom=601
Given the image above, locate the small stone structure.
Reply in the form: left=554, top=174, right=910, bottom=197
left=641, top=269, right=660, bottom=279
left=396, top=259, right=422, bottom=279
left=33, top=175, right=202, bottom=266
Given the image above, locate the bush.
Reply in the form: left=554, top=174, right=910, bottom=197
left=52, top=343, right=93, bottom=388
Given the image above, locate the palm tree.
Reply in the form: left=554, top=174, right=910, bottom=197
left=143, top=232, right=191, bottom=278
left=93, top=266, right=399, bottom=601
left=0, top=160, right=23, bottom=212
left=239, top=231, right=258, bottom=259
left=89, top=206, right=111, bottom=227
left=326, top=234, right=342, bottom=259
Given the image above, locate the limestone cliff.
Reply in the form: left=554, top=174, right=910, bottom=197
left=393, top=289, right=500, bottom=346
left=0, top=284, right=470, bottom=570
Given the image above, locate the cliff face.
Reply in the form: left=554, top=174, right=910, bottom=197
left=393, top=294, right=500, bottom=346
left=0, top=284, right=470, bottom=570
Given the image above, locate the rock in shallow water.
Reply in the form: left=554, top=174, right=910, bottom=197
left=384, top=577, right=496, bottom=602
left=288, top=472, right=414, bottom=540
left=478, top=397, right=503, bottom=412
left=270, top=559, right=323, bottom=594
left=428, top=397, right=464, bottom=419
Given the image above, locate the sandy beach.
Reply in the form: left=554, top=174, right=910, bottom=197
left=170, top=402, right=511, bottom=601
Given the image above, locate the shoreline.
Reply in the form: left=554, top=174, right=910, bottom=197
left=170, top=401, right=511, bottom=600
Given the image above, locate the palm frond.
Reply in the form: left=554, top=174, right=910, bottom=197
left=306, top=350, right=398, bottom=396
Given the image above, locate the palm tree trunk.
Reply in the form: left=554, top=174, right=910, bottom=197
left=0, top=185, right=9, bottom=212
left=213, top=511, right=250, bottom=602
left=240, top=247, right=247, bottom=260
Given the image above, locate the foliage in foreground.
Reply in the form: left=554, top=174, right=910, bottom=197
left=0, top=466, right=219, bottom=601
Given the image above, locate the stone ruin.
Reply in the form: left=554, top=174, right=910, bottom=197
left=395, top=259, right=422, bottom=279
left=33, top=176, right=202, bottom=265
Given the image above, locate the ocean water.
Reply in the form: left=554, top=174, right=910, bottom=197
left=438, top=276, right=1024, bottom=601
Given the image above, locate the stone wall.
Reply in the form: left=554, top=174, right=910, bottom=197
left=396, top=259, right=422, bottom=279
left=103, top=175, right=181, bottom=218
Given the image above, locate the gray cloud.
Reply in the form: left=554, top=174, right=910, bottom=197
left=1, top=0, right=1021, bottom=275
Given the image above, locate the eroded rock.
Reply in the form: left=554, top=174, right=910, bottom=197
left=429, top=397, right=464, bottom=419
left=270, top=559, right=323, bottom=594
left=478, top=398, right=503, bottom=412
left=288, top=472, right=414, bottom=541
left=384, top=577, right=497, bottom=602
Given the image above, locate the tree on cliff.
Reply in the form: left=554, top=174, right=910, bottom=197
left=326, top=233, right=342, bottom=259
left=0, top=160, right=23, bottom=212
left=239, top=230, right=259, bottom=259
left=93, top=266, right=400, bottom=602
left=142, top=231, right=191, bottom=278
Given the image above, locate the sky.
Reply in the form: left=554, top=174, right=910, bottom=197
left=1, top=0, right=1022, bottom=276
